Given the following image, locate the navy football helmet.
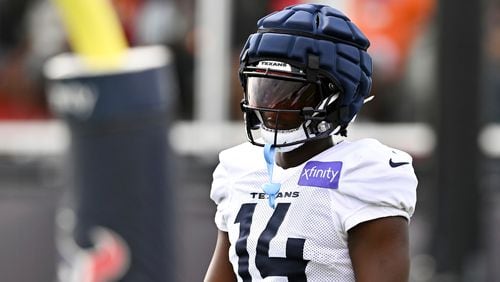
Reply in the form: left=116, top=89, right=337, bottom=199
left=239, top=4, right=373, bottom=149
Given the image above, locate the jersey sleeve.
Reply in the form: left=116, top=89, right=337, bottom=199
left=210, top=160, right=231, bottom=232
left=333, top=139, right=418, bottom=232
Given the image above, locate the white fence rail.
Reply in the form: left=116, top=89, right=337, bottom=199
left=2, top=120, right=499, bottom=158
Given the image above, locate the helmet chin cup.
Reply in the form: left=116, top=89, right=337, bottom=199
left=260, top=126, right=309, bottom=152
left=276, top=144, right=302, bottom=153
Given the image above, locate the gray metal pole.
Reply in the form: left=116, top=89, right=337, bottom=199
left=194, top=0, right=232, bottom=121
left=434, top=0, right=482, bottom=278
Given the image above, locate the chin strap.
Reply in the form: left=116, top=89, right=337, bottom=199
left=262, top=144, right=281, bottom=208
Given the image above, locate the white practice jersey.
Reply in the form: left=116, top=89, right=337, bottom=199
left=210, top=138, right=417, bottom=282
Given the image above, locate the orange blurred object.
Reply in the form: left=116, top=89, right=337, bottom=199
left=0, top=48, right=50, bottom=119
left=269, top=0, right=302, bottom=12
left=111, top=0, right=145, bottom=44
left=349, top=0, right=436, bottom=80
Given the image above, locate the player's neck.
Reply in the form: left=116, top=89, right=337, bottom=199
left=276, top=137, right=334, bottom=169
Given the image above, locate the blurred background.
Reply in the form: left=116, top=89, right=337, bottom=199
left=0, top=0, right=499, bottom=281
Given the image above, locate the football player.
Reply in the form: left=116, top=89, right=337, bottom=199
left=205, top=4, right=417, bottom=282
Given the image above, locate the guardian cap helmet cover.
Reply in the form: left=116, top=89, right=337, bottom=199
left=239, top=4, right=373, bottom=149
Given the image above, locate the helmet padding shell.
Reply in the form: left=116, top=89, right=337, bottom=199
left=239, top=4, right=373, bottom=130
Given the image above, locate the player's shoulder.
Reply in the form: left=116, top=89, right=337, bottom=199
left=219, top=141, right=261, bottom=162
left=217, top=141, right=264, bottom=174
left=316, top=137, right=416, bottom=186
left=342, top=138, right=417, bottom=188
left=348, top=137, right=405, bottom=155
left=211, top=142, right=261, bottom=207
left=328, top=138, right=418, bottom=218
left=324, top=138, right=413, bottom=165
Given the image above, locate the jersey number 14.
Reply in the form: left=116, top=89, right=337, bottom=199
left=235, top=203, right=309, bottom=281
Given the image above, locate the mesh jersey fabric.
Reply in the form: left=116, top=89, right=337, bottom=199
left=210, top=138, right=417, bottom=281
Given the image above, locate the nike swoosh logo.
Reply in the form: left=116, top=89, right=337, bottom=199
left=389, top=159, right=410, bottom=168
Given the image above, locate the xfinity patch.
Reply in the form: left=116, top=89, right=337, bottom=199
left=298, top=161, right=342, bottom=189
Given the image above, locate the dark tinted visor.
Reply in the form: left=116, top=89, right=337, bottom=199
left=246, top=77, right=320, bottom=110
left=246, top=76, right=321, bottom=130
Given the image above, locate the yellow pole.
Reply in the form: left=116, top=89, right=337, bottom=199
left=52, top=0, right=128, bottom=70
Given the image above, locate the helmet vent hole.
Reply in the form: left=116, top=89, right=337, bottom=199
left=315, top=14, right=320, bottom=29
